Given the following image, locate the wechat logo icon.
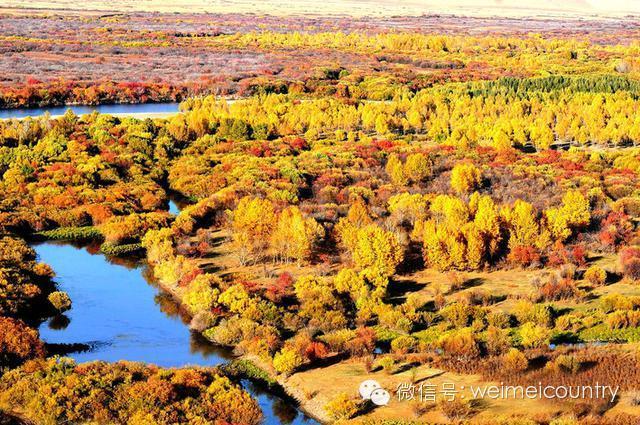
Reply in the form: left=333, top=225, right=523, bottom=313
left=359, top=380, right=390, bottom=406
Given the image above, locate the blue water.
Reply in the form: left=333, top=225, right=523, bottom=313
left=168, top=199, right=181, bottom=215
left=34, top=242, right=317, bottom=425
left=0, top=102, right=180, bottom=119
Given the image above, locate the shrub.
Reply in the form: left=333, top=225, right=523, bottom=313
left=0, top=358, right=262, bottom=425
left=606, top=310, right=640, bottom=329
left=35, top=226, right=102, bottom=241
left=553, top=354, right=582, bottom=374
left=99, top=242, right=143, bottom=256
left=304, top=341, right=329, bottom=361
left=519, top=322, right=551, bottom=349
left=0, top=317, right=45, bottom=367
left=620, top=247, right=640, bottom=281
left=48, top=291, right=71, bottom=312
left=486, top=326, right=511, bottom=355
left=503, top=348, right=528, bottom=372
left=439, top=328, right=480, bottom=359
left=273, top=347, right=305, bottom=376
left=390, top=335, right=417, bottom=355
left=377, top=355, right=396, bottom=374
left=584, top=265, right=607, bottom=286
left=536, top=276, right=582, bottom=301
left=345, top=327, right=377, bottom=357
left=325, top=392, right=360, bottom=420
left=438, top=398, right=475, bottom=420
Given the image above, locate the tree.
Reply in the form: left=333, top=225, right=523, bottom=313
left=324, top=392, right=360, bottom=420
left=404, top=152, right=430, bottom=183
left=0, top=317, right=45, bottom=367
left=503, top=200, right=539, bottom=250
left=519, top=322, right=551, bottom=349
left=227, top=196, right=276, bottom=265
left=218, top=284, right=252, bottom=314
left=450, top=162, right=481, bottom=194
left=352, top=225, right=403, bottom=277
left=183, top=274, right=222, bottom=313
left=271, top=206, right=324, bottom=265
left=335, top=201, right=372, bottom=253
left=294, top=275, right=348, bottom=331
left=387, top=192, right=428, bottom=226
left=273, top=346, right=304, bottom=376
left=385, top=153, right=408, bottom=186
left=545, top=190, right=590, bottom=241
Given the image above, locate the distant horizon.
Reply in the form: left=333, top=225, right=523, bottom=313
left=3, top=0, right=640, bottom=18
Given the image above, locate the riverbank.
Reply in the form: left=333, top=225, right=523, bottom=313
left=144, top=255, right=328, bottom=423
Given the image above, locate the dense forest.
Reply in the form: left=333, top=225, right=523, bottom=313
left=1, top=8, right=640, bottom=425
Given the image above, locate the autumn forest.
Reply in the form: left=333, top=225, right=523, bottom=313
left=1, top=4, right=640, bottom=425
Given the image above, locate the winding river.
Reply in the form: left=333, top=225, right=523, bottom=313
left=34, top=202, right=317, bottom=424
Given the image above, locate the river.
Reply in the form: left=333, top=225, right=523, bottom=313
left=0, top=102, right=181, bottom=119
left=34, top=231, right=316, bottom=424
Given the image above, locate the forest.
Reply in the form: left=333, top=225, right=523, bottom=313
left=1, top=5, right=640, bottom=425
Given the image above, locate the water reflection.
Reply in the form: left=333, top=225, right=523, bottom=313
left=47, top=314, right=70, bottom=330
left=36, top=241, right=231, bottom=366
left=34, top=241, right=318, bottom=424
left=244, top=380, right=317, bottom=425
left=0, top=102, right=180, bottom=120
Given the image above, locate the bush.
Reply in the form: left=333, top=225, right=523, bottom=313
left=503, top=348, right=528, bottom=372
left=325, top=392, right=361, bottom=420
left=99, top=242, right=143, bottom=256
left=273, top=347, right=304, bottom=376
left=377, top=355, right=396, bottom=374
left=553, top=354, right=582, bottom=374
left=390, top=335, right=417, bottom=355
left=0, top=317, right=45, bottom=367
left=584, top=265, right=607, bottom=286
left=223, top=359, right=278, bottom=390
left=620, top=247, right=640, bottom=281
left=606, top=310, right=640, bottom=329
left=48, top=291, right=71, bottom=312
left=0, top=357, right=262, bottom=425
left=35, top=226, right=102, bottom=241
left=438, top=398, right=475, bottom=420
left=439, top=328, right=480, bottom=358
left=519, top=322, right=551, bottom=349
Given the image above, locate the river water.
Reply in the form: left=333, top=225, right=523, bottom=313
left=34, top=214, right=316, bottom=424
left=0, top=102, right=181, bottom=119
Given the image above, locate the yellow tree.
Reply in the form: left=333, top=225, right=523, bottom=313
left=385, top=153, right=408, bottom=186
left=271, top=206, right=324, bottom=265
left=544, top=190, right=591, bottom=241
left=228, top=196, right=276, bottom=265
left=404, top=153, right=431, bottom=183
left=352, top=225, right=403, bottom=277
left=450, top=162, right=481, bottom=194
left=335, top=201, right=372, bottom=253
left=502, top=200, right=539, bottom=249
left=387, top=192, right=428, bottom=226
left=472, top=194, right=502, bottom=258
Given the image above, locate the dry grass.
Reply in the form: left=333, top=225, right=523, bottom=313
left=2, top=1, right=636, bottom=18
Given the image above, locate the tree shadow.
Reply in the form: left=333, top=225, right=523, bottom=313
left=295, top=352, right=349, bottom=374
left=386, top=279, right=426, bottom=305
